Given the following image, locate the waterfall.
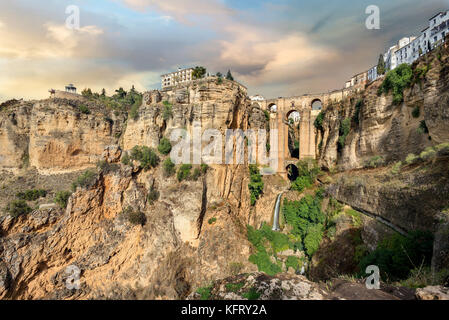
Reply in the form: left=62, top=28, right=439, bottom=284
left=272, top=193, right=283, bottom=231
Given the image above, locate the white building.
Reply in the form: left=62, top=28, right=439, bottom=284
left=363, top=10, right=449, bottom=84
left=250, top=94, right=265, bottom=102
left=161, top=67, right=194, bottom=89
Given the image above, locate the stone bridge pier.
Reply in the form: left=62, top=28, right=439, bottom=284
left=258, top=89, right=351, bottom=179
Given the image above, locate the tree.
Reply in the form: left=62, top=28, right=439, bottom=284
left=377, top=54, right=386, bottom=75
left=192, top=66, right=207, bottom=79
left=216, top=72, right=223, bottom=78
left=226, top=70, right=234, bottom=81
left=101, top=88, right=106, bottom=97
left=81, top=88, right=93, bottom=97
left=114, top=87, right=127, bottom=99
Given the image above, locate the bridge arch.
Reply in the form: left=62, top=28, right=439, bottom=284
left=286, top=164, right=299, bottom=181
left=268, top=103, right=278, bottom=113
left=311, top=99, right=323, bottom=111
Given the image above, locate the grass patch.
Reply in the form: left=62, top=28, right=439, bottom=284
left=54, top=191, right=72, bottom=209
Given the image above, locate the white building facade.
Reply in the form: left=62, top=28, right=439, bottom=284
left=362, top=10, right=449, bottom=84
left=161, top=67, right=194, bottom=89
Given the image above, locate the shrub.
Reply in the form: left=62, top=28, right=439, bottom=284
left=79, top=104, right=90, bottom=115
left=418, top=120, right=429, bottom=134
left=121, top=152, right=131, bottom=166
left=412, top=106, right=421, bottom=118
left=378, top=64, right=413, bottom=105
left=248, top=165, right=264, bottom=206
left=163, top=158, right=176, bottom=177
left=358, top=231, right=434, bottom=281
left=54, top=191, right=72, bottom=209
left=405, top=153, right=419, bottom=165
left=196, top=285, right=213, bottom=300
left=338, top=118, right=351, bottom=151
left=147, top=187, right=160, bottom=205
left=242, top=288, right=261, bottom=300
left=129, top=103, right=139, bottom=120
left=16, top=189, right=47, bottom=201
left=314, top=111, right=325, bottom=132
left=353, top=100, right=363, bottom=124
left=304, top=224, right=324, bottom=257
left=208, top=217, right=217, bottom=225
left=5, top=200, right=32, bottom=218
left=157, top=138, right=172, bottom=155
left=191, top=168, right=201, bottom=181
left=130, top=146, right=160, bottom=171
left=285, top=256, right=300, bottom=271
left=435, top=142, right=449, bottom=156
left=225, top=282, right=245, bottom=293
left=72, top=170, right=97, bottom=192
left=96, top=160, right=120, bottom=174
left=200, top=164, right=209, bottom=174
left=420, top=147, right=437, bottom=161
left=291, top=176, right=312, bottom=193
left=391, top=161, right=402, bottom=175
left=162, top=101, right=173, bottom=121
left=365, top=155, right=384, bottom=168
left=177, top=164, right=192, bottom=182
left=122, top=206, right=146, bottom=226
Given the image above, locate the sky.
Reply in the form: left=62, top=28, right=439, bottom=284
left=1, top=0, right=449, bottom=101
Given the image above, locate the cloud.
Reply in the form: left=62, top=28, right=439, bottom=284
left=120, top=0, right=233, bottom=24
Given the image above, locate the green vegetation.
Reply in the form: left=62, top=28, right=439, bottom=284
left=412, top=105, right=421, bottom=118
left=420, top=146, right=436, bottom=160
left=5, top=200, right=32, bottom=218
left=157, top=138, right=172, bottom=155
left=163, top=158, right=176, bottom=177
left=196, top=285, right=213, bottom=300
left=353, top=100, right=363, bottom=125
left=122, top=206, right=146, bottom=226
left=54, top=191, right=72, bottom=209
left=147, top=187, right=160, bottom=205
left=191, top=168, right=201, bottom=181
left=314, top=111, right=325, bottom=132
left=291, top=159, right=321, bottom=193
left=78, top=104, right=91, bottom=115
left=377, top=54, right=386, bottom=75
left=285, top=256, right=300, bottom=271
left=365, top=155, right=385, bottom=169
left=208, top=217, right=217, bottom=225
left=406, top=153, right=419, bottom=165
left=226, top=70, right=234, bottom=81
left=242, top=288, right=261, bottom=300
left=418, top=120, right=429, bottom=134
left=282, top=192, right=325, bottom=257
left=200, top=164, right=209, bottom=174
left=71, top=170, right=97, bottom=192
left=391, top=161, right=402, bottom=175
left=358, top=231, right=434, bottom=282
left=162, top=101, right=173, bottom=121
left=225, top=282, right=245, bottom=293
left=16, top=189, right=47, bottom=201
left=338, top=118, right=351, bottom=151
left=130, top=146, right=160, bottom=171
left=192, top=66, right=207, bottom=79
left=177, top=164, right=192, bottom=182
left=378, top=63, right=413, bottom=105
left=248, top=165, right=264, bottom=206
left=96, top=160, right=120, bottom=174
left=121, top=152, right=131, bottom=166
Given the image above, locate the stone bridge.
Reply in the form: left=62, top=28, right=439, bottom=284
left=256, top=88, right=355, bottom=179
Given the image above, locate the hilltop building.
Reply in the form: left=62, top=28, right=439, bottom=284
left=161, top=67, right=194, bottom=89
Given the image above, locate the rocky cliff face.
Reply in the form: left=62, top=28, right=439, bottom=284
left=0, top=79, right=283, bottom=299
left=319, top=44, right=449, bottom=171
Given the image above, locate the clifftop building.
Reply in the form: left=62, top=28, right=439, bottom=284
left=348, top=9, right=449, bottom=87
left=161, top=67, right=194, bottom=89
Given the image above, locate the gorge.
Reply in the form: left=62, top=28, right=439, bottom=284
left=0, top=40, right=449, bottom=301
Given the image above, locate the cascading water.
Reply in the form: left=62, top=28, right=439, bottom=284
left=272, top=193, right=283, bottom=231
